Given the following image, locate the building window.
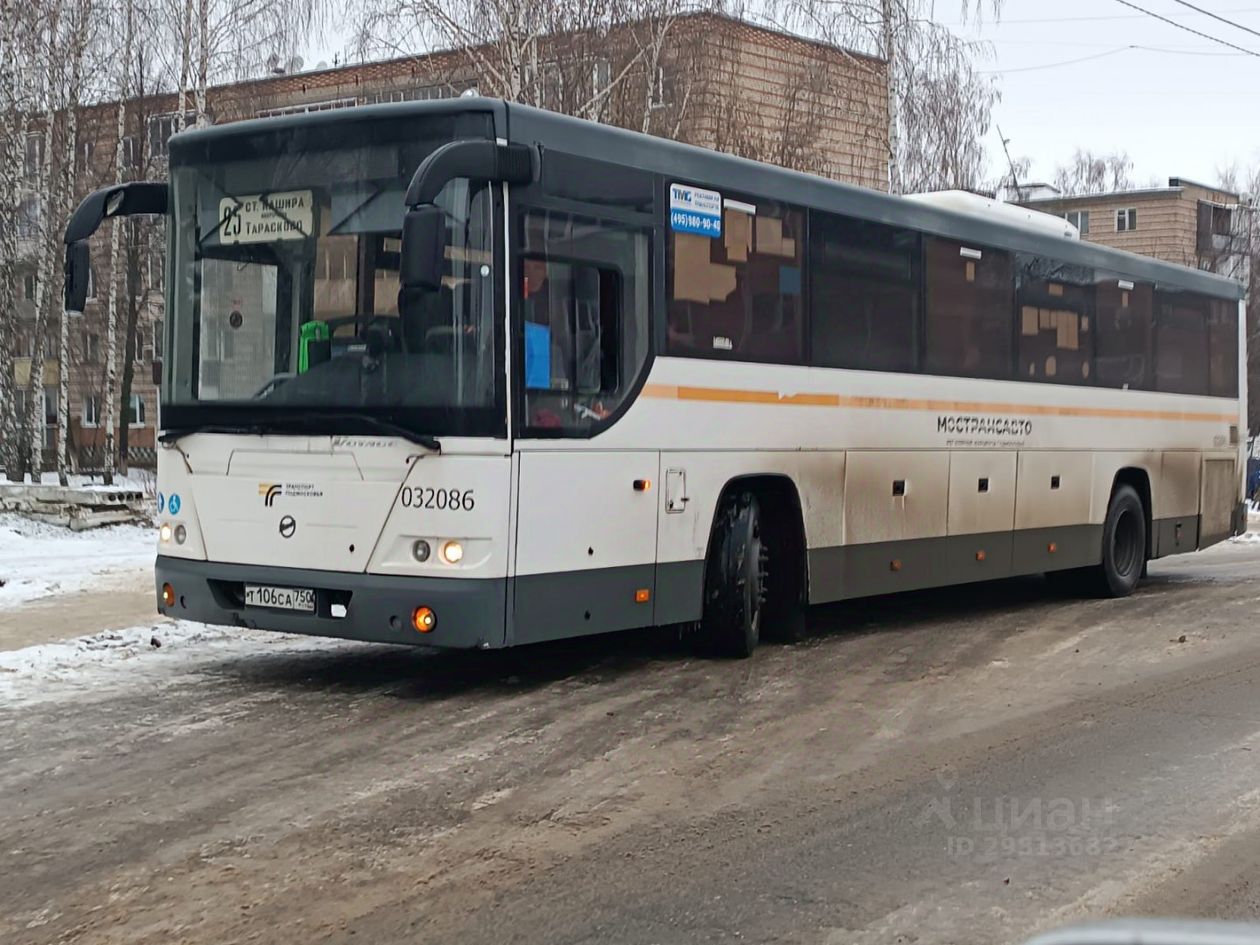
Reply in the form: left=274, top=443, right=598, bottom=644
left=43, top=385, right=57, bottom=426
left=23, top=273, right=36, bottom=300
left=82, top=395, right=101, bottom=427
left=809, top=211, right=919, bottom=373
left=924, top=238, right=1014, bottom=379
left=79, top=139, right=96, bottom=171
left=1064, top=210, right=1089, bottom=235
left=133, top=326, right=145, bottom=363
left=127, top=394, right=146, bottom=427
left=82, top=331, right=100, bottom=362
left=667, top=194, right=805, bottom=364
left=23, top=133, right=44, bottom=182
left=152, top=318, right=164, bottom=360
left=17, top=197, right=40, bottom=241
left=257, top=98, right=357, bottom=118
left=1016, top=255, right=1094, bottom=385
left=1116, top=208, right=1138, bottom=232
left=121, top=134, right=140, bottom=168
left=85, top=264, right=97, bottom=301
left=363, top=84, right=454, bottom=105
left=148, top=112, right=197, bottom=157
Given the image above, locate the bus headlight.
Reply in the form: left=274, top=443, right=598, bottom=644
left=159, top=523, right=172, bottom=543
left=412, top=539, right=431, bottom=562
left=440, top=540, right=464, bottom=564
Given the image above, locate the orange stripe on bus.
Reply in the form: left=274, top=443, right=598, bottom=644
left=640, top=384, right=1235, bottom=424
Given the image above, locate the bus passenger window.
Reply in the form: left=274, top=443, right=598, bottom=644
left=1095, top=280, right=1153, bottom=389
left=1208, top=298, right=1239, bottom=398
left=520, top=210, right=649, bottom=435
left=924, top=238, right=1014, bottom=380
left=1016, top=255, right=1094, bottom=385
left=667, top=196, right=804, bottom=364
left=1154, top=291, right=1211, bottom=395
left=809, top=212, right=918, bottom=373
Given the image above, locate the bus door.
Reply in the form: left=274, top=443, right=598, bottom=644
left=510, top=206, right=658, bottom=645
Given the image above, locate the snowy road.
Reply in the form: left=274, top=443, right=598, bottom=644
left=3, top=539, right=1260, bottom=944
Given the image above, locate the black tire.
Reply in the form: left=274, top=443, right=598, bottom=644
left=1045, top=485, right=1147, bottom=598
left=701, top=492, right=767, bottom=658
left=1094, top=484, right=1147, bottom=597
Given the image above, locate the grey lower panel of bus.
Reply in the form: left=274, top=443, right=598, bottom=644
left=156, top=516, right=1214, bottom=651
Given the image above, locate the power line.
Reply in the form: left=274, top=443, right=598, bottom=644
left=1168, top=0, right=1260, bottom=40
left=979, top=47, right=1133, bottom=74
left=1111, top=0, right=1260, bottom=56
left=943, top=6, right=1260, bottom=25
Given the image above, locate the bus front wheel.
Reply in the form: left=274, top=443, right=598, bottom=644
left=701, top=492, right=767, bottom=658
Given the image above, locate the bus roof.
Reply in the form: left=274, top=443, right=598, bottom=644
left=170, top=97, right=1243, bottom=301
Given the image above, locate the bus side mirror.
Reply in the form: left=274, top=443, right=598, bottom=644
left=400, top=204, right=446, bottom=292
left=64, top=240, right=90, bottom=312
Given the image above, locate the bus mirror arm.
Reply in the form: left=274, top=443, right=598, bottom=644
left=399, top=140, right=533, bottom=293
left=63, top=181, right=168, bottom=312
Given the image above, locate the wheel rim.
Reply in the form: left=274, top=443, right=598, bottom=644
left=1112, top=507, right=1142, bottom=578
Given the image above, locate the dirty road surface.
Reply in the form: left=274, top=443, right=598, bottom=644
left=4, top=540, right=1260, bottom=944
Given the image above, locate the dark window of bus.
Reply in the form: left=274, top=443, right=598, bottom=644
left=520, top=210, right=650, bottom=434
left=1094, top=279, right=1153, bottom=389
left=1016, top=255, right=1095, bottom=385
left=809, top=211, right=919, bottom=373
left=924, top=238, right=1014, bottom=379
left=1208, top=298, right=1239, bottom=397
left=667, top=196, right=805, bottom=364
left=1154, top=291, right=1211, bottom=395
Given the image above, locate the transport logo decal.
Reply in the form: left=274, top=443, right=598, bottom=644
left=257, top=482, right=324, bottom=506
left=259, top=483, right=282, bottom=507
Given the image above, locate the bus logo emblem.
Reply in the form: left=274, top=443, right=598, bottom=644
left=278, top=516, right=297, bottom=539
left=259, top=483, right=283, bottom=507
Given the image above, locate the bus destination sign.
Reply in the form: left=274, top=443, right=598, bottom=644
left=218, top=190, right=314, bottom=245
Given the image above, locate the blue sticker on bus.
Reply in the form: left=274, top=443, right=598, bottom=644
left=168, top=494, right=182, bottom=515
left=524, top=322, right=551, bottom=390
left=157, top=492, right=165, bottom=514
left=669, top=183, right=722, bottom=238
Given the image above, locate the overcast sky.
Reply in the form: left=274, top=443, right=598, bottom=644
left=958, top=0, right=1260, bottom=189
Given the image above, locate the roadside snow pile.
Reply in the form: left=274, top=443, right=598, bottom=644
left=0, top=513, right=156, bottom=609
left=0, top=619, right=357, bottom=706
left=1230, top=531, right=1260, bottom=544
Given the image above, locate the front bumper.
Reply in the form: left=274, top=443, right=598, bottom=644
left=155, top=556, right=506, bottom=648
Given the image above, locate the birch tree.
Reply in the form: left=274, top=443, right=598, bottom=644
left=1052, top=149, right=1135, bottom=197
left=0, top=8, right=30, bottom=481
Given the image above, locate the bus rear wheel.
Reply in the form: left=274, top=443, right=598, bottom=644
left=1049, top=484, right=1146, bottom=599
left=1094, top=484, right=1147, bottom=598
left=701, top=492, right=767, bottom=658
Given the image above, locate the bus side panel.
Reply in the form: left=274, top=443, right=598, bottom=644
left=1012, top=451, right=1099, bottom=574
left=1200, top=454, right=1238, bottom=548
left=510, top=450, right=660, bottom=645
left=1155, top=451, right=1201, bottom=557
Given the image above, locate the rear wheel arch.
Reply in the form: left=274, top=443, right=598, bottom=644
left=703, top=474, right=809, bottom=608
left=1111, top=466, right=1153, bottom=558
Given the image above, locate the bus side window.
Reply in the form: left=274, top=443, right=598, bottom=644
left=521, top=210, right=649, bottom=435
left=1154, top=291, right=1212, bottom=395
left=667, top=195, right=804, bottom=364
left=1207, top=298, right=1239, bottom=398
left=1095, top=279, right=1153, bottom=390
left=924, top=238, right=1014, bottom=380
left=1016, top=255, right=1095, bottom=385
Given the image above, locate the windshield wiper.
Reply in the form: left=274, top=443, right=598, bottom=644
left=159, top=414, right=441, bottom=452
left=259, top=412, right=441, bottom=452
left=159, top=422, right=268, bottom=444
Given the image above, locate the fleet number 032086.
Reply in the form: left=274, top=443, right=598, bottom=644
left=400, top=487, right=475, bottom=511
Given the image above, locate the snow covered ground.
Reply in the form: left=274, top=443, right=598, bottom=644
left=0, top=513, right=157, bottom=610
left=0, top=619, right=358, bottom=708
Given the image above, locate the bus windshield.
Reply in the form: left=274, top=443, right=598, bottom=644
left=163, top=113, right=504, bottom=438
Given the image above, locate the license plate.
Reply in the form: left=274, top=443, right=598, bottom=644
left=244, top=584, right=315, bottom=612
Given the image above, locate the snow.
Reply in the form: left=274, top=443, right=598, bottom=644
left=15, top=470, right=155, bottom=492
left=0, top=619, right=358, bottom=708
left=0, top=513, right=157, bottom=609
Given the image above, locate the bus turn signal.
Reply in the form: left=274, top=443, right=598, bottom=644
left=412, top=606, right=437, bottom=633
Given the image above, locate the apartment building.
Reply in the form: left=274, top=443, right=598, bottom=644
left=1019, top=177, right=1249, bottom=276
left=8, top=12, right=889, bottom=470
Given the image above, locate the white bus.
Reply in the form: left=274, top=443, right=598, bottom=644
left=64, top=99, right=1246, bottom=657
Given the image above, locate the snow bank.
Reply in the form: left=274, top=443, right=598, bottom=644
left=0, top=513, right=156, bottom=609
left=0, top=619, right=356, bottom=707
